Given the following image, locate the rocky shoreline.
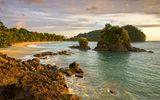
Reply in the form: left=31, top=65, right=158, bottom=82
left=34, top=50, right=72, bottom=58
left=0, top=53, right=82, bottom=100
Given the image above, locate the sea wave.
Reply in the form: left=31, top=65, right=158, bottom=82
left=27, top=44, right=42, bottom=48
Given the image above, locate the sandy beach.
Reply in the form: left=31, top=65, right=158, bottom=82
left=0, top=41, right=52, bottom=59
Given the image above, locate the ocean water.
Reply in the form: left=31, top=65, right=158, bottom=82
left=27, top=42, right=160, bottom=100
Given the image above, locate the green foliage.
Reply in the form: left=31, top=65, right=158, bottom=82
left=122, top=25, right=146, bottom=42
left=69, top=24, right=146, bottom=42
left=0, top=20, right=65, bottom=48
left=69, top=30, right=102, bottom=41
left=100, top=24, right=130, bottom=45
left=0, top=34, right=11, bottom=47
left=0, top=20, right=7, bottom=33
left=78, top=37, right=88, bottom=47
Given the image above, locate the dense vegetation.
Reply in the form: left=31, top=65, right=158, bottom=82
left=99, top=24, right=130, bottom=45
left=78, top=37, right=89, bottom=47
left=122, top=25, right=146, bottom=42
left=69, top=24, right=146, bottom=42
left=95, top=24, right=132, bottom=51
left=95, top=24, right=149, bottom=52
left=69, top=30, right=102, bottom=41
left=0, top=20, right=65, bottom=48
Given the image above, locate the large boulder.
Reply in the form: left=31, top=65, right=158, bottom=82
left=60, top=62, right=84, bottom=78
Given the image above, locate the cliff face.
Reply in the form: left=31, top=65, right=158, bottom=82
left=95, top=24, right=146, bottom=52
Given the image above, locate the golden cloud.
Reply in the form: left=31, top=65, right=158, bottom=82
left=16, top=21, right=27, bottom=29
left=86, top=6, right=99, bottom=11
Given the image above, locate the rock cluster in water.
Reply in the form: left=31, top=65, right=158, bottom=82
left=0, top=53, right=82, bottom=100
left=70, top=37, right=90, bottom=50
left=60, top=62, right=84, bottom=78
left=94, top=24, right=153, bottom=53
left=34, top=50, right=72, bottom=57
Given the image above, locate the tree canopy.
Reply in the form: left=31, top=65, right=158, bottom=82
left=69, top=30, right=102, bottom=41
left=0, top=20, right=65, bottom=48
left=99, top=24, right=130, bottom=45
left=69, top=24, right=146, bottom=42
left=78, top=37, right=89, bottom=47
left=122, top=25, right=146, bottom=42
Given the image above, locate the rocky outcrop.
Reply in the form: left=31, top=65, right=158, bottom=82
left=60, top=62, right=84, bottom=78
left=95, top=41, right=147, bottom=52
left=0, top=53, right=81, bottom=100
left=34, top=50, right=72, bottom=57
left=69, top=45, right=90, bottom=50
left=94, top=24, right=152, bottom=52
left=70, top=37, right=90, bottom=50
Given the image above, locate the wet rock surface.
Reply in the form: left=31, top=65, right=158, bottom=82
left=34, top=50, right=72, bottom=57
left=69, top=46, right=90, bottom=50
left=0, top=53, right=81, bottom=100
left=60, top=62, right=84, bottom=78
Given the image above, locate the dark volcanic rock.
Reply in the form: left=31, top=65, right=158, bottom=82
left=70, top=45, right=90, bottom=50
left=0, top=53, right=81, bottom=100
left=34, top=50, right=72, bottom=58
left=148, top=51, right=154, bottom=53
left=75, top=74, right=83, bottom=78
left=69, top=62, right=84, bottom=74
left=60, top=62, right=84, bottom=78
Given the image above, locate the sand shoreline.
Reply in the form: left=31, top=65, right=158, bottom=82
left=0, top=41, right=57, bottom=59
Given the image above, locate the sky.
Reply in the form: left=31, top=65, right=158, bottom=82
left=0, top=0, right=160, bottom=41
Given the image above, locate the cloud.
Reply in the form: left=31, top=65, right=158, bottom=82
left=16, top=21, right=27, bottom=29
left=1, top=0, right=160, bottom=40
left=18, top=0, right=45, bottom=5
left=0, top=0, right=4, bottom=6
left=136, top=24, right=160, bottom=28
left=0, top=0, right=4, bottom=4
left=86, top=6, right=99, bottom=11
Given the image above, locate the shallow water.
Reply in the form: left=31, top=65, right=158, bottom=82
left=27, top=41, right=160, bottom=100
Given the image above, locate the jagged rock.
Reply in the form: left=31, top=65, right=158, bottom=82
left=34, top=50, right=72, bottom=57
left=0, top=53, right=81, bottom=100
left=148, top=51, right=154, bottom=53
left=70, top=45, right=90, bottom=50
left=69, top=62, right=84, bottom=74
left=75, top=74, right=83, bottom=78
left=60, top=68, right=73, bottom=76
left=60, top=62, right=84, bottom=78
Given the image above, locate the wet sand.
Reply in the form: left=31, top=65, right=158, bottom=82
left=0, top=42, right=53, bottom=59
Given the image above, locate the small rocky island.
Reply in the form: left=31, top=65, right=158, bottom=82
left=70, top=37, right=90, bottom=50
left=0, top=53, right=82, bottom=100
left=94, top=24, right=150, bottom=52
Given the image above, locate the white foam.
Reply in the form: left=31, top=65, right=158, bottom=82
left=27, top=44, right=41, bottom=48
